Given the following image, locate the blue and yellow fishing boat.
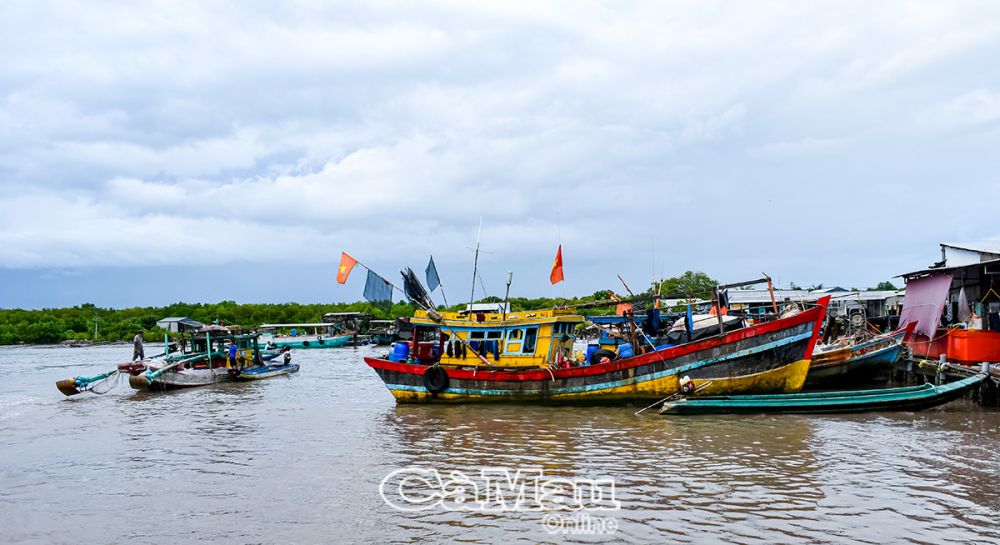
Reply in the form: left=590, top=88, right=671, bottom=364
left=363, top=296, right=830, bottom=404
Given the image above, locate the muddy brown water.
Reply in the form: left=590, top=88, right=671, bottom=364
left=2, top=344, right=999, bottom=544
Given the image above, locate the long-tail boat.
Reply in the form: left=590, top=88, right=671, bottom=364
left=124, top=329, right=293, bottom=391
left=805, top=321, right=916, bottom=387
left=363, top=295, right=830, bottom=404
left=658, top=373, right=985, bottom=415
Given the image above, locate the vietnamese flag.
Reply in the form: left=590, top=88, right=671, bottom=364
left=337, top=252, right=358, bottom=284
left=549, top=245, right=564, bottom=285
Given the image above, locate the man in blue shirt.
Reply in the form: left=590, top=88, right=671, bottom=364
left=228, top=341, right=239, bottom=370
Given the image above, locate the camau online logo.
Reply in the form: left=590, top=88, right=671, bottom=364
left=380, top=467, right=620, bottom=533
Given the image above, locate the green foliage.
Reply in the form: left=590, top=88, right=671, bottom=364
left=0, top=274, right=725, bottom=345
left=0, top=299, right=419, bottom=345
left=649, top=271, right=718, bottom=299
left=869, top=281, right=898, bottom=291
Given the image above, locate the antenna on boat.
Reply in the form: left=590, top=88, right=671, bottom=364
left=502, top=271, right=513, bottom=322
left=468, top=218, right=482, bottom=311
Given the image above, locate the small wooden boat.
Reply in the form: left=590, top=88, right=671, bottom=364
left=368, top=320, right=396, bottom=346
left=658, top=373, right=986, bottom=415
left=363, top=296, right=831, bottom=404
left=126, top=330, right=291, bottom=391
left=806, top=322, right=916, bottom=387
left=258, top=322, right=353, bottom=349
left=235, top=363, right=300, bottom=380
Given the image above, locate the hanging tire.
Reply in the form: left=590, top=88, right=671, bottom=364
left=318, top=338, right=325, bottom=345
left=589, top=348, right=617, bottom=365
left=302, top=341, right=310, bottom=347
left=423, top=365, right=450, bottom=394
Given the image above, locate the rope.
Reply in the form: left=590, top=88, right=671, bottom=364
left=85, top=372, right=122, bottom=395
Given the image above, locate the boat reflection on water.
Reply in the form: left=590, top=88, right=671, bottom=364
left=378, top=404, right=823, bottom=541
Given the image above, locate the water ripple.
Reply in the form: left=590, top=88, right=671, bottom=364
left=1, top=345, right=999, bottom=544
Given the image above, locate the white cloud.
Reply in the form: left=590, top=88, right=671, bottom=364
left=917, top=89, right=1000, bottom=129
left=2, top=1, right=1000, bottom=299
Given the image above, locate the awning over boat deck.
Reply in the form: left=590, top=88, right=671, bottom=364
left=156, top=317, right=205, bottom=332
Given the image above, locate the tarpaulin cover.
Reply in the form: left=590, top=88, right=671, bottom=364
left=899, top=273, right=953, bottom=338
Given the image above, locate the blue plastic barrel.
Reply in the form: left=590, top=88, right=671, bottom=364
left=391, top=342, right=410, bottom=362
left=585, top=344, right=599, bottom=363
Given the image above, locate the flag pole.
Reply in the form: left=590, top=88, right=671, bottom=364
left=351, top=255, right=496, bottom=367
left=556, top=213, right=565, bottom=299
left=438, top=283, right=449, bottom=309
left=429, top=255, right=449, bottom=309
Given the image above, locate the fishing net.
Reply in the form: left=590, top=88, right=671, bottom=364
left=84, top=372, right=122, bottom=395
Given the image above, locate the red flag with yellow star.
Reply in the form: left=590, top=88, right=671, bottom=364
left=549, top=245, right=564, bottom=285
left=336, top=252, right=358, bottom=284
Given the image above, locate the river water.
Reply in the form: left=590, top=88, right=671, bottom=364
left=1, top=344, right=999, bottom=544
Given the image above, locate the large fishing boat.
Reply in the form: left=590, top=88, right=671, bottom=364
left=363, top=296, right=830, bottom=404
left=805, top=322, right=916, bottom=387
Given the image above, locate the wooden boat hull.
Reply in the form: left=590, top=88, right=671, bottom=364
left=659, top=374, right=985, bottom=415
left=806, top=323, right=915, bottom=387
left=235, top=363, right=300, bottom=380
left=129, top=367, right=235, bottom=390
left=364, top=303, right=826, bottom=404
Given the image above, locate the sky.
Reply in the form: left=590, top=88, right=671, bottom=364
left=2, top=1, right=1000, bottom=309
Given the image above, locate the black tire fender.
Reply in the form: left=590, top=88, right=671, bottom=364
left=589, top=348, right=618, bottom=365
left=423, top=365, right=450, bottom=394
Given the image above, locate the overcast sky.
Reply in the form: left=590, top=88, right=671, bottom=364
left=2, top=1, right=1000, bottom=309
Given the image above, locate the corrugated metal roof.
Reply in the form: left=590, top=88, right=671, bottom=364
left=725, top=289, right=903, bottom=304
left=898, top=256, right=1000, bottom=279
left=942, top=242, right=1000, bottom=255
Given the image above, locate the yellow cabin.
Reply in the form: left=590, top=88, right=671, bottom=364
left=402, top=308, right=587, bottom=368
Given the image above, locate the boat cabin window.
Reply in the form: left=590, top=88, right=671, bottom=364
left=470, top=331, right=486, bottom=340
left=486, top=330, right=502, bottom=339
left=523, top=327, right=538, bottom=353
left=552, top=322, right=574, bottom=335
left=507, top=329, right=523, bottom=340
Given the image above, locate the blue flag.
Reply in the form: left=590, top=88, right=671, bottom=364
left=425, top=256, right=441, bottom=292
left=363, top=270, right=392, bottom=310
left=686, top=299, right=694, bottom=334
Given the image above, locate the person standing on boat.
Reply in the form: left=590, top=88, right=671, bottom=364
left=132, top=331, right=144, bottom=361
left=228, top=341, right=239, bottom=370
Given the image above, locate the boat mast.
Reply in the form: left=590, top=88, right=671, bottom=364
left=468, top=218, right=482, bottom=313
left=502, top=271, right=513, bottom=322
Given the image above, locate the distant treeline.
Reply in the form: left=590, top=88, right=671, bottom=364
left=2, top=271, right=893, bottom=345
left=0, top=294, right=622, bottom=345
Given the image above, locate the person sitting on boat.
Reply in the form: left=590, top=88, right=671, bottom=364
left=556, top=334, right=574, bottom=368
left=132, top=331, right=144, bottom=361
left=228, top=342, right=239, bottom=369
